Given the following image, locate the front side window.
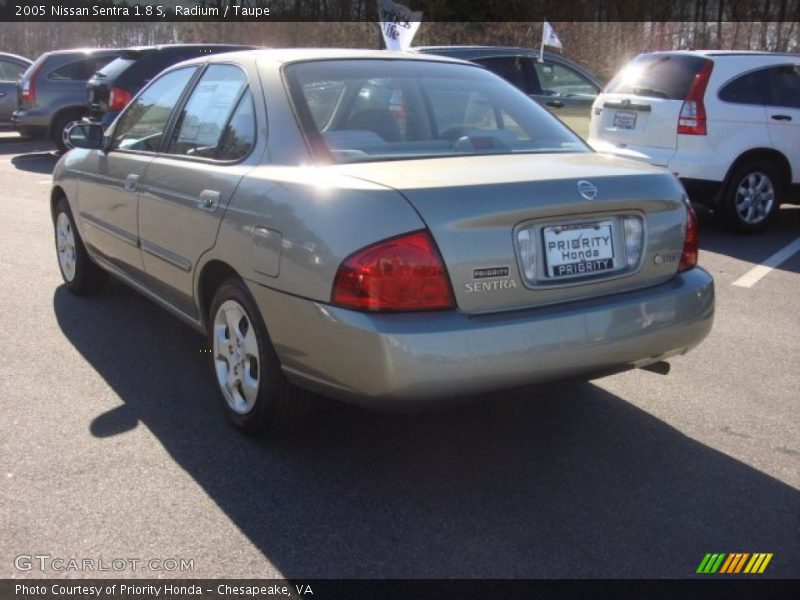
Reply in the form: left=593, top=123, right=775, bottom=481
left=534, top=62, right=598, bottom=97
left=285, top=59, right=586, bottom=164
left=111, top=67, right=197, bottom=152
left=767, top=65, right=800, bottom=109
left=167, top=65, right=254, bottom=160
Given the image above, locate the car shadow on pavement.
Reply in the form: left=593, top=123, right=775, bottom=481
left=0, top=137, right=55, bottom=156
left=696, top=204, right=800, bottom=276
left=53, top=280, right=800, bottom=578
left=10, top=152, right=58, bottom=174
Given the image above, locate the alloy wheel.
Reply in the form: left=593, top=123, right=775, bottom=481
left=56, top=211, right=77, bottom=281
left=213, top=299, right=261, bottom=415
left=734, top=171, right=775, bottom=225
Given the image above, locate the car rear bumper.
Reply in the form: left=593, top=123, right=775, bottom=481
left=249, top=268, right=715, bottom=407
left=11, top=109, right=50, bottom=133
left=589, top=138, right=676, bottom=167
left=589, top=137, right=730, bottom=186
left=680, top=178, right=723, bottom=206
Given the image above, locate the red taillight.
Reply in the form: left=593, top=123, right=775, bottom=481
left=108, top=87, right=132, bottom=111
left=20, top=62, right=44, bottom=103
left=678, top=199, right=699, bottom=272
left=332, top=230, right=454, bottom=312
left=20, top=79, right=33, bottom=102
left=677, top=61, right=713, bottom=135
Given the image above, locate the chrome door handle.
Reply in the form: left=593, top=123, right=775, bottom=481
left=0, top=92, right=5, bottom=97
left=198, top=189, right=220, bottom=211
left=124, top=174, right=139, bottom=192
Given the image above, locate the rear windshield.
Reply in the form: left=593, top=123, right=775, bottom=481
left=604, top=54, right=710, bottom=100
left=284, top=59, right=587, bottom=164
left=92, top=57, right=136, bottom=81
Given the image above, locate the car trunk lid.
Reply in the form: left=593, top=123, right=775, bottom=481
left=334, top=152, right=690, bottom=314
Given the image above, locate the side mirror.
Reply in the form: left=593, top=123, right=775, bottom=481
left=67, top=123, right=105, bottom=150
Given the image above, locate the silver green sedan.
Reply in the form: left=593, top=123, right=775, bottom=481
left=53, top=49, right=714, bottom=435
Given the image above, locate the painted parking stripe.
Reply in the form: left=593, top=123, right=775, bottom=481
left=732, top=237, right=800, bottom=288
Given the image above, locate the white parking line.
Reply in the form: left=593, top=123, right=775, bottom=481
left=732, top=237, right=800, bottom=288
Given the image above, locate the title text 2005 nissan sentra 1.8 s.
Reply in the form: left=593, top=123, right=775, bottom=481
left=53, top=49, right=714, bottom=434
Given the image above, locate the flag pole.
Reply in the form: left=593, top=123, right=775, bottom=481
left=539, top=20, right=545, bottom=63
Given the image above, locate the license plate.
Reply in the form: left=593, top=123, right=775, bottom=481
left=613, top=110, right=637, bottom=130
left=544, top=221, right=615, bottom=278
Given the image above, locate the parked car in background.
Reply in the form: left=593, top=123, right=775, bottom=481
left=0, top=52, right=31, bottom=129
left=414, top=46, right=603, bottom=139
left=85, top=44, right=257, bottom=128
left=56, top=49, right=713, bottom=435
left=589, top=51, right=800, bottom=232
left=13, top=48, right=124, bottom=151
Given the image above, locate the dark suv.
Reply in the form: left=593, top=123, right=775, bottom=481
left=414, top=46, right=602, bottom=138
left=86, top=44, right=256, bottom=127
left=13, top=48, right=124, bottom=151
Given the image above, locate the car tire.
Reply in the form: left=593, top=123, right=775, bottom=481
left=208, top=278, right=316, bottom=435
left=53, top=197, right=108, bottom=295
left=52, top=112, right=83, bottom=153
left=720, top=160, right=782, bottom=233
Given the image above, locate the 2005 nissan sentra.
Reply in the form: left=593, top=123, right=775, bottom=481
left=53, top=49, right=714, bottom=434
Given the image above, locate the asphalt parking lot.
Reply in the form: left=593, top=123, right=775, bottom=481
left=0, top=132, right=798, bottom=579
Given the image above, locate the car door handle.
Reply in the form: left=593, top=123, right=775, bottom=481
left=123, top=174, right=139, bottom=192
left=545, top=100, right=565, bottom=108
left=771, top=114, right=792, bottom=121
left=197, top=189, right=220, bottom=211
left=0, top=92, right=5, bottom=98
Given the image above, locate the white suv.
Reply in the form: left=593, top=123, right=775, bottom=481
left=589, top=51, right=800, bottom=232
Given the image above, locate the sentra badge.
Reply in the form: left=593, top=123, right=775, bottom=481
left=466, top=265, right=517, bottom=293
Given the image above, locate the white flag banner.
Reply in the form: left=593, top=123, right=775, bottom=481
left=378, top=0, right=422, bottom=51
left=542, top=21, right=563, bottom=49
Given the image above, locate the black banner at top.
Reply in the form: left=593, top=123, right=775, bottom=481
left=1, top=0, right=800, bottom=22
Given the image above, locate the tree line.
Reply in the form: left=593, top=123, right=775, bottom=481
left=0, top=16, right=797, bottom=81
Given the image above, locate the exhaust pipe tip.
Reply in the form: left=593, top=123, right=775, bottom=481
left=640, top=360, right=671, bottom=376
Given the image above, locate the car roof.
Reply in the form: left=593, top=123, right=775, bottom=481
left=413, top=45, right=602, bottom=85
left=0, top=52, right=31, bottom=64
left=177, top=47, right=470, bottom=67
left=121, top=43, right=257, bottom=53
left=41, top=47, right=125, bottom=56
left=416, top=45, right=550, bottom=53
left=414, top=45, right=564, bottom=60
left=635, top=49, right=800, bottom=59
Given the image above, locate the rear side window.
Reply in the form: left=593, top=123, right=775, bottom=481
left=474, top=57, right=531, bottom=93
left=719, top=69, right=769, bottom=105
left=216, top=94, right=256, bottom=160
left=767, top=65, right=800, bottom=109
left=605, top=54, right=710, bottom=100
left=167, top=64, right=253, bottom=160
left=93, top=57, right=137, bottom=81
left=48, top=55, right=117, bottom=81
